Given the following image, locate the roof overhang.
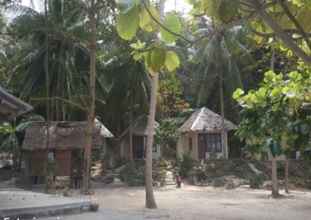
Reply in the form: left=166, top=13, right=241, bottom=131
left=0, top=86, right=33, bottom=121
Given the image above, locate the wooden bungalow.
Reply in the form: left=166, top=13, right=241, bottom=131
left=21, top=119, right=113, bottom=187
left=177, top=107, right=237, bottom=160
left=0, top=86, right=33, bottom=121
left=119, top=115, right=160, bottom=160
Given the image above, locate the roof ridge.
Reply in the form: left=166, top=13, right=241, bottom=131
left=191, top=108, right=204, bottom=131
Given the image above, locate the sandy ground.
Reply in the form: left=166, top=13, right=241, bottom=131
left=41, top=184, right=311, bottom=220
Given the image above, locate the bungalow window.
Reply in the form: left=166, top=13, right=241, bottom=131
left=206, top=134, right=222, bottom=153
left=198, top=133, right=222, bottom=159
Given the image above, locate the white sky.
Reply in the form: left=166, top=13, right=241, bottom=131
left=21, top=0, right=192, bottom=13
left=165, top=0, right=191, bottom=13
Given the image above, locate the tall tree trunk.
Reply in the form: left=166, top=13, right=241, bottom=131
left=44, top=0, right=52, bottom=192
left=145, top=72, right=158, bottom=209
left=83, top=1, right=96, bottom=194
left=270, top=46, right=279, bottom=198
left=129, top=100, right=133, bottom=161
left=219, top=71, right=226, bottom=159
left=271, top=157, right=280, bottom=198
left=285, top=158, right=289, bottom=194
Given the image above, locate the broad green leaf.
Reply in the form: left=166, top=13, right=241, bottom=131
left=165, top=51, right=180, bottom=72
left=139, top=6, right=159, bottom=32
left=160, top=13, right=182, bottom=43
left=146, top=47, right=166, bottom=72
left=232, top=88, right=244, bottom=100
left=116, top=6, right=140, bottom=41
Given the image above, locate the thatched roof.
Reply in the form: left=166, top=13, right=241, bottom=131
left=179, top=107, right=237, bottom=133
left=120, top=115, right=159, bottom=138
left=0, top=86, right=33, bottom=121
left=22, top=119, right=113, bottom=151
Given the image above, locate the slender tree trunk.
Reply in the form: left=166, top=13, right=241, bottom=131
left=285, top=158, right=289, bottom=194
left=129, top=100, right=133, bottom=161
left=83, top=1, right=96, bottom=194
left=44, top=0, right=52, bottom=192
left=145, top=72, right=158, bottom=209
left=270, top=46, right=279, bottom=198
left=144, top=0, right=164, bottom=207
left=271, top=157, right=280, bottom=198
left=219, top=71, right=226, bottom=158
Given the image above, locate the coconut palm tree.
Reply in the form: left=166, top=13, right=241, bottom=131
left=8, top=0, right=92, bottom=120
left=192, top=22, right=250, bottom=156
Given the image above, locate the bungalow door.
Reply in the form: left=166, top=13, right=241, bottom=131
left=133, top=135, right=145, bottom=159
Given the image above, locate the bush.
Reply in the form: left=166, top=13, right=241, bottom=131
left=119, top=161, right=145, bottom=186
left=177, top=154, right=196, bottom=177
left=249, top=175, right=264, bottom=189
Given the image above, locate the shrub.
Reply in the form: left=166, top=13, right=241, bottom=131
left=177, top=154, right=196, bottom=177
left=249, top=175, right=264, bottom=189
left=119, top=161, right=145, bottom=186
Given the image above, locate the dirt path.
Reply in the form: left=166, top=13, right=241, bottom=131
left=44, top=185, right=311, bottom=220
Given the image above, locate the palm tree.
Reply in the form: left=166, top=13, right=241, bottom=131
left=8, top=0, right=90, bottom=120
left=192, top=23, right=249, bottom=156
left=8, top=0, right=117, bottom=192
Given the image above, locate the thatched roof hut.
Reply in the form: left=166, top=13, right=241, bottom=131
left=119, top=115, right=161, bottom=160
left=119, top=115, right=159, bottom=138
left=0, top=86, right=33, bottom=121
left=179, top=107, right=237, bottom=133
left=20, top=119, right=114, bottom=186
left=177, top=107, right=237, bottom=160
left=22, top=119, right=113, bottom=151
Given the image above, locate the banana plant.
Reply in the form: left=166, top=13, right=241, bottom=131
left=0, top=114, right=45, bottom=169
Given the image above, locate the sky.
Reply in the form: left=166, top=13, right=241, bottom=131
left=21, top=0, right=192, bottom=13
left=165, top=0, right=191, bottom=13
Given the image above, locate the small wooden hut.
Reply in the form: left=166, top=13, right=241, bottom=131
left=177, top=107, right=237, bottom=160
left=21, top=119, right=113, bottom=186
left=0, top=86, right=33, bottom=121
left=119, top=115, right=160, bottom=160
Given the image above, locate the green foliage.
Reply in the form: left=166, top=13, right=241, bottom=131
left=139, top=6, right=159, bottom=32
left=234, top=68, right=311, bottom=156
left=165, top=51, right=180, bottom=72
left=155, top=118, right=181, bottom=158
left=0, top=114, right=44, bottom=152
left=116, top=0, right=181, bottom=73
left=120, top=161, right=145, bottom=186
left=249, top=175, right=265, bottom=189
left=192, top=28, right=246, bottom=106
left=160, top=12, right=182, bottom=43
left=188, top=0, right=241, bottom=24
left=117, top=6, right=139, bottom=40
left=158, top=73, right=190, bottom=118
left=177, top=154, right=196, bottom=177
